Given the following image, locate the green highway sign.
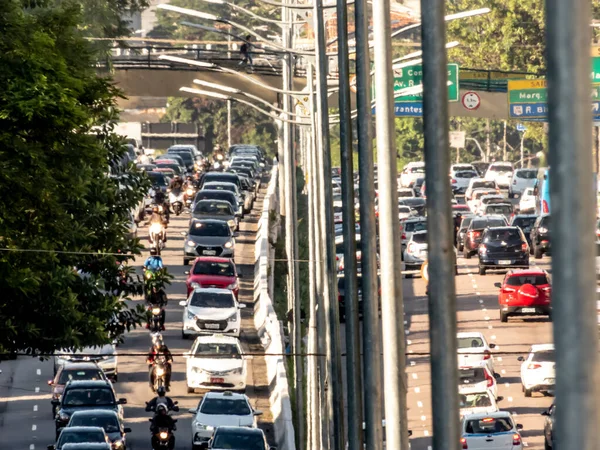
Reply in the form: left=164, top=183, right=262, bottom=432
left=593, top=57, right=600, bottom=82
left=392, top=63, right=459, bottom=102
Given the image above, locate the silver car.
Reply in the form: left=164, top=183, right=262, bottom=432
left=508, top=168, right=538, bottom=198
left=54, top=344, right=118, bottom=381
left=183, top=219, right=236, bottom=265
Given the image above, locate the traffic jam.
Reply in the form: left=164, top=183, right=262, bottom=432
left=45, top=143, right=273, bottom=450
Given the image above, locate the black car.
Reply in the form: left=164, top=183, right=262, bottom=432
left=66, top=410, right=131, bottom=450
left=472, top=161, right=490, bottom=177
left=147, top=171, right=170, bottom=193
left=477, top=226, right=529, bottom=275
left=510, top=214, right=538, bottom=245
left=49, top=362, right=107, bottom=416
left=200, top=426, right=274, bottom=450
left=183, top=219, right=236, bottom=265
left=155, top=162, right=184, bottom=176
left=463, top=215, right=508, bottom=258
left=530, top=214, right=551, bottom=259
left=51, top=426, right=110, bottom=450
left=167, top=147, right=197, bottom=173
left=199, top=172, right=242, bottom=191
left=191, top=200, right=238, bottom=231
left=61, top=445, right=111, bottom=450
left=456, top=215, right=474, bottom=251
left=53, top=380, right=127, bottom=437
left=542, top=404, right=555, bottom=449
left=193, top=190, right=240, bottom=217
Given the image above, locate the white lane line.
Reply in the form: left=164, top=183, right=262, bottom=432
left=488, top=325, right=493, bottom=329
left=33, top=405, right=38, bottom=412
left=498, top=357, right=503, bottom=362
left=34, top=387, right=39, bottom=393
left=484, top=316, right=490, bottom=320
left=414, top=387, right=421, bottom=393
left=31, top=424, right=37, bottom=431
left=421, top=415, right=427, bottom=421
left=508, top=396, right=513, bottom=402
left=473, top=284, right=478, bottom=289
left=407, top=340, right=412, bottom=345
left=410, top=361, right=416, bottom=367
left=523, top=442, right=529, bottom=447
left=482, top=308, right=487, bottom=312
left=468, top=273, right=473, bottom=277
left=427, top=446, right=432, bottom=450
left=417, top=401, right=423, bottom=408
left=512, top=412, right=518, bottom=416
left=501, top=369, right=506, bottom=375
left=479, top=299, right=484, bottom=304
left=412, top=373, right=418, bottom=380
left=424, top=431, right=430, bottom=437
left=30, top=445, right=35, bottom=450
left=495, top=345, right=501, bottom=350
left=405, top=330, right=410, bottom=335
left=476, top=292, right=481, bottom=296
left=409, top=350, right=414, bottom=354
left=36, top=369, right=41, bottom=376
left=505, top=383, right=510, bottom=388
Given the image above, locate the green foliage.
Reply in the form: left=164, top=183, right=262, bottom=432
left=0, top=0, right=150, bottom=355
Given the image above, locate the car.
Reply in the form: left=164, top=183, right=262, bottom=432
left=465, top=178, right=499, bottom=201
left=54, top=344, right=118, bottom=381
left=53, top=380, right=126, bottom=436
left=185, top=335, right=248, bottom=393
left=452, top=170, right=479, bottom=194
left=457, top=332, right=496, bottom=375
left=529, top=214, right=551, bottom=258
left=200, top=172, right=242, bottom=192
left=397, top=187, right=416, bottom=198
left=477, top=226, right=529, bottom=275
left=48, top=363, right=107, bottom=416
left=509, top=214, right=538, bottom=245
left=404, top=230, right=428, bottom=273
left=518, top=187, right=536, bottom=213
left=413, top=177, right=425, bottom=196
left=185, top=257, right=240, bottom=298
left=183, top=219, right=236, bottom=265
left=459, top=362, right=499, bottom=399
left=484, top=162, right=514, bottom=188
left=461, top=411, right=523, bottom=450
left=188, top=391, right=261, bottom=447
left=471, top=161, right=490, bottom=177
left=451, top=163, right=477, bottom=176
left=199, top=426, right=274, bottom=450
left=475, top=194, right=507, bottom=215
left=236, top=175, right=257, bottom=209
left=453, top=204, right=471, bottom=215
left=66, top=410, right=131, bottom=450
left=194, top=189, right=241, bottom=218
left=179, top=288, right=245, bottom=338
left=155, top=153, right=186, bottom=168
left=400, top=217, right=427, bottom=254
left=60, top=444, right=111, bottom=450
left=456, top=215, right=475, bottom=251
left=191, top=200, right=238, bottom=232
left=458, top=387, right=499, bottom=419
left=333, top=201, right=344, bottom=224
left=398, top=205, right=413, bottom=220
left=334, top=234, right=362, bottom=272
left=467, top=189, right=500, bottom=213
left=463, top=215, right=508, bottom=258
left=167, top=146, right=198, bottom=172
left=399, top=162, right=425, bottom=187
left=398, top=197, right=426, bottom=216
left=203, top=182, right=244, bottom=212
left=495, top=269, right=552, bottom=322
left=481, top=202, right=513, bottom=219
left=50, top=427, right=111, bottom=450
left=541, top=404, right=555, bottom=449
left=518, top=344, right=555, bottom=397
left=154, top=161, right=184, bottom=176
left=509, top=168, right=538, bottom=198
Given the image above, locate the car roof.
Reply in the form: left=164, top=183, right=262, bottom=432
left=64, top=380, right=113, bottom=389
left=458, top=386, right=494, bottom=395
left=412, top=230, right=427, bottom=235
left=215, top=426, right=265, bottom=435
left=191, top=287, right=234, bottom=295
left=194, top=334, right=242, bottom=345
left=474, top=215, right=506, bottom=221
left=403, top=217, right=427, bottom=223
left=61, top=426, right=106, bottom=433
left=457, top=332, right=485, bottom=338
left=190, top=218, right=229, bottom=225
left=203, top=391, right=248, bottom=401
left=61, top=362, right=102, bottom=370
left=507, top=268, right=546, bottom=276
left=70, top=410, right=119, bottom=418
left=192, top=257, right=234, bottom=264
left=484, top=226, right=519, bottom=231
left=530, top=343, right=554, bottom=352
left=462, top=411, right=512, bottom=421
left=512, top=214, right=537, bottom=218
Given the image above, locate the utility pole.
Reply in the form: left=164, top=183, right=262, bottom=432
left=485, top=118, right=491, bottom=161
left=520, top=132, right=525, bottom=168
left=503, top=120, right=507, bottom=161
left=545, top=2, right=600, bottom=450
left=227, top=100, right=232, bottom=149
left=372, top=0, right=409, bottom=446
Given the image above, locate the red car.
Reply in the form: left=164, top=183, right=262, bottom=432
left=185, top=257, right=240, bottom=298
left=495, top=269, right=551, bottom=322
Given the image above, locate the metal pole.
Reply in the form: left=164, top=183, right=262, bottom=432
left=520, top=133, right=525, bottom=168
left=485, top=118, right=491, bottom=160
left=372, top=0, right=408, bottom=445
left=227, top=100, right=232, bottom=149
left=503, top=120, right=507, bottom=161
left=545, top=1, right=600, bottom=450
left=353, top=0, right=383, bottom=445
left=335, top=0, right=362, bottom=446
left=314, top=0, right=346, bottom=445
left=420, top=0, right=459, bottom=449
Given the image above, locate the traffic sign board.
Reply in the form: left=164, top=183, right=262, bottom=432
left=391, top=63, right=459, bottom=102
left=461, top=91, right=481, bottom=110
left=371, top=102, right=424, bottom=117
left=593, top=57, right=600, bottom=83
left=516, top=123, right=527, bottom=132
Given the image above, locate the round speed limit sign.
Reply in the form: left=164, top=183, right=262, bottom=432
left=461, top=91, right=481, bottom=110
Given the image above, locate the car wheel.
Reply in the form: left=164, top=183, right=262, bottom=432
left=534, top=246, right=543, bottom=259
left=478, top=266, right=486, bottom=275
left=524, top=388, right=532, bottom=398
left=112, top=374, right=118, bottom=382
left=500, top=312, right=508, bottom=323
left=545, top=438, right=551, bottom=450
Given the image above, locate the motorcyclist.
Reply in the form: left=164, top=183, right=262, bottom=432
left=212, top=145, right=225, bottom=170
left=149, top=206, right=168, bottom=243
left=169, top=175, right=183, bottom=192
left=146, top=286, right=167, bottom=330
left=453, top=213, right=462, bottom=247
left=150, top=404, right=176, bottom=449
left=144, top=251, right=164, bottom=272
left=152, top=190, right=170, bottom=222
left=147, top=343, right=173, bottom=391
left=146, top=386, right=177, bottom=412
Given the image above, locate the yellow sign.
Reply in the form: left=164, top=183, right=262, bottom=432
left=460, top=70, right=516, bottom=80
left=508, top=79, right=547, bottom=90
left=592, top=46, right=600, bottom=57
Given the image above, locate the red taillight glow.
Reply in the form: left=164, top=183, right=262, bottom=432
left=485, top=371, right=494, bottom=388
left=521, top=242, right=528, bottom=251
left=501, top=287, right=516, bottom=293
left=483, top=350, right=491, bottom=360
left=542, top=200, right=549, bottom=213
left=461, top=437, right=468, bottom=449
left=482, top=418, right=494, bottom=423
left=401, top=233, right=407, bottom=240
left=452, top=179, right=457, bottom=184
left=512, top=434, right=522, bottom=445
left=528, top=363, right=542, bottom=370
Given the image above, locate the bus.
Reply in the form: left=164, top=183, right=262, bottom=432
left=533, top=168, right=550, bottom=215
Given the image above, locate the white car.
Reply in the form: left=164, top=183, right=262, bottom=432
left=452, top=170, right=479, bottom=193
left=476, top=194, right=507, bottom=215
left=508, top=168, right=538, bottom=198
left=399, top=162, right=425, bottom=187
left=461, top=411, right=524, bottom=450
left=519, top=187, right=536, bottom=213
left=468, top=189, right=499, bottom=214
left=519, top=344, right=555, bottom=397
left=403, top=230, right=428, bottom=273
left=180, top=288, right=245, bottom=338
left=185, top=335, right=247, bottom=393
left=459, top=362, right=498, bottom=399
left=189, top=391, right=262, bottom=446
left=397, top=187, right=416, bottom=198
left=485, top=162, right=514, bottom=189
left=400, top=217, right=427, bottom=253
left=54, top=344, right=118, bottom=381
left=451, top=163, right=477, bottom=176
left=333, top=200, right=343, bottom=224
left=459, top=387, right=499, bottom=419
left=457, top=332, right=496, bottom=375
left=398, top=205, right=413, bottom=220
left=465, top=178, right=499, bottom=201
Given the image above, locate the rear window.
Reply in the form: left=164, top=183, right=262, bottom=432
left=334, top=206, right=343, bottom=213
left=472, top=219, right=507, bottom=229
left=516, top=169, right=537, bottom=179
left=465, top=417, right=513, bottom=434
left=459, top=392, right=492, bottom=408
left=410, top=167, right=425, bottom=173
left=58, top=369, right=104, bottom=384
left=459, top=217, right=473, bottom=230
left=455, top=171, right=477, bottom=179
left=404, top=221, right=427, bottom=232
left=489, top=165, right=513, bottom=172
left=532, top=350, right=555, bottom=363
left=412, top=233, right=427, bottom=244
left=458, top=337, right=484, bottom=349
left=484, top=228, right=522, bottom=242
left=473, top=181, right=496, bottom=190
left=397, top=190, right=414, bottom=198
left=505, top=275, right=549, bottom=286
left=193, top=261, right=235, bottom=276
left=458, top=368, right=486, bottom=385
left=189, top=221, right=230, bottom=237
left=512, top=217, right=537, bottom=228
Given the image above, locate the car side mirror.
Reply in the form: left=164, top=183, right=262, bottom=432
left=496, top=396, right=504, bottom=402
left=408, top=430, right=413, bottom=437
left=124, top=427, right=132, bottom=433
left=238, top=303, right=247, bottom=309
left=489, top=343, right=496, bottom=349
left=516, top=423, right=524, bottom=430
left=184, top=271, right=190, bottom=275
left=253, top=410, right=263, bottom=416
left=47, top=379, right=54, bottom=385
left=494, top=373, right=501, bottom=380
left=118, top=398, right=127, bottom=405
left=179, top=301, right=187, bottom=307
left=237, top=273, right=243, bottom=278
left=188, top=408, right=197, bottom=414
left=517, top=356, right=525, bottom=362
left=494, top=282, right=502, bottom=288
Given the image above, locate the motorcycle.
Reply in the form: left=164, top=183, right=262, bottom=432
left=168, top=190, right=184, bottom=216
left=152, top=357, right=170, bottom=392
left=151, top=426, right=176, bottom=450
left=184, top=186, right=196, bottom=209
left=145, top=399, right=179, bottom=413
left=149, top=222, right=166, bottom=254
left=147, top=304, right=165, bottom=332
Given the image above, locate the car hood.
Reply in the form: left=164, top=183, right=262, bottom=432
left=191, top=213, right=235, bottom=222
left=188, top=235, right=231, bottom=246
left=188, top=358, right=244, bottom=372
left=187, top=306, right=236, bottom=320
left=460, top=406, right=498, bottom=417
left=59, top=405, right=119, bottom=417
left=196, top=414, right=254, bottom=427
left=57, top=345, right=115, bottom=356
left=188, top=275, right=236, bottom=287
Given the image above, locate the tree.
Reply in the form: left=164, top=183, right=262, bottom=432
left=0, top=0, right=149, bottom=356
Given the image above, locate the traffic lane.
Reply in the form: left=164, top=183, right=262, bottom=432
left=404, top=258, right=553, bottom=450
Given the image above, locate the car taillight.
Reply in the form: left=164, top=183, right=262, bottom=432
left=501, top=287, right=515, bottom=293
left=452, top=179, right=457, bottom=184
left=521, top=242, right=528, bottom=251
left=461, top=437, right=468, bottom=449
left=479, top=244, right=487, bottom=253
left=527, top=363, right=542, bottom=370
left=401, top=233, right=406, bottom=240
left=485, top=371, right=494, bottom=388
left=469, top=230, right=481, bottom=239
left=483, top=350, right=491, bottom=360
left=542, top=200, right=549, bottom=213
left=512, top=434, right=522, bottom=446
left=408, top=243, right=414, bottom=253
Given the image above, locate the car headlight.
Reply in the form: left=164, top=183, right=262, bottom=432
left=59, top=411, right=70, bottom=421
left=113, top=440, right=124, bottom=448
left=186, top=240, right=196, bottom=247
left=224, top=240, right=234, bottom=249
left=226, top=282, right=238, bottom=290
left=227, top=311, right=239, bottom=322
left=227, top=219, right=235, bottom=228
left=539, top=227, right=548, bottom=233
left=187, top=310, right=196, bottom=320
left=190, top=282, right=201, bottom=290
left=196, top=424, right=215, bottom=431
left=192, top=366, right=205, bottom=374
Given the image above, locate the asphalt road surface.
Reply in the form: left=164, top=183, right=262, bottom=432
left=0, top=184, right=273, bottom=450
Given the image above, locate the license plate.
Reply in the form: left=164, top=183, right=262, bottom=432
left=497, top=260, right=513, bottom=265
left=203, top=250, right=217, bottom=256
left=210, top=377, right=224, bottom=383
left=204, top=323, right=220, bottom=329
left=521, top=308, right=536, bottom=313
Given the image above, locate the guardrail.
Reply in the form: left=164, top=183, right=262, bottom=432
left=254, top=163, right=296, bottom=450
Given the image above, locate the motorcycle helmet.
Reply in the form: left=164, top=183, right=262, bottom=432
left=151, top=332, right=164, bottom=347
left=156, top=403, right=168, bottom=414
left=150, top=247, right=158, bottom=256
left=157, top=386, right=167, bottom=397
left=152, top=206, right=159, bottom=213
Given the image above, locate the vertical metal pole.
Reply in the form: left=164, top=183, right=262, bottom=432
left=503, top=120, right=507, bottom=161
left=420, top=0, right=459, bottom=449
left=520, top=133, right=525, bottom=168
left=314, top=0, right=346, bottom=445
left=227, top=100, right=232, bottom=149
left=372, top=0, right=408, bottom=445
left=485, top=118, right=491, bottom=160
left=336, top=0, right=362, bottom=446
left=545, top=2, right=600, bottom=450
left=354, top=0, right=383, bottom=445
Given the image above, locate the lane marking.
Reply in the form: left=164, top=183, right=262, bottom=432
left=498, top=357, right=503, bottom=362
left=501, top=369, right=506, bottom=375
left=479, top=299, right=484, bottom=304
left=33, top=405, right=38, bottom=412
left=405, top=330, right=410, bottom=335
left=491, top=335, right=496, bottom=340
left=36, top=369, right=41, bottom=376
left=505, top=383, right=510, bottom=388
left=409, top=350, right=414, bottom=354
left=424, top=431, right=430, bottom=437
left=482, top=308, right=487, bottom=312
left=412, top=373, right=418, bottom=380
left=410, top=361, right=416, bottom=366
left=476, top=292, right=481, bottom=296
left=508, top=396, right=513, bottom=402
left=421, top=415, right=426, bottom=421
left=417, top=401, right=423, bottom=408
left=414, top=387, right=421, bottom=393
left=34, top=387, right=39, bottom=393
left=484, top=316, right=490, bottom=320
left=30, top=445, right=35, bottom=450
left=32, top=424, right=37, bottom=431
left=488, top=325, right=493, bottom=329
left=407, top=340, right=412, bottom=345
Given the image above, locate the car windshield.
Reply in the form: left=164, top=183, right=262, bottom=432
left=190, top=291, right=235, bottom=308
left=513, top=217, right=537, bottom=228
left=205, top=183, right=236, bottom=193
left=505, top=275, right=549, bottom=286
left=194, top=202, right=233, bottom=215
left=400, top=198, right=425, bottom=207
left=168, top=152, right=193, bottom=164
left=58, top=430, right=106, bottom=445
left=484, top=229, right=522, bottom=242
left=200, top=398, right=251, bottom=415
left=194, top=343, right=240, bottom=358
left=490, top=165, right=512, bottom=172
left=404, top=221, right=427, bottom=232
left=63, top=388, right=115, bottom=406
left=410, top=167, right=425, bottom=173
left=458, top=368, right=486, bottom=385
left=486, top=205, right=513, bottom=215
left=147, top=172, right=168, bottom=186
left=456, top=171, right=478, bottom=178
left=460, top=217, right=474, bottom=230
left=398, top=190, right=414, bottom=197
left=457, top=337, right=484, bottom=349
left=459, top=392, right=492, bottom=408
left=69, top=415, right=120, bottom=433
left=212, top=431, right=265, bottom=449
left=472, top=219, right=507, bottom=230
left=189, top=221, right=230, bottom=237
left=412, top=233, right=427, bottom=244
left=58, top=369, right=104, bottom=384
left=516, top=169, right=537, bottom=179
left=193, top=261, right=235, bottom=276
left=465, top=417, right=513, bottom=434
left=531, top=350, right=555, bottom=362
left=472, top=181, right=496, bottom=190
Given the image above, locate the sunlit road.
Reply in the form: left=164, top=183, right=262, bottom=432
left=0, top=182, right=273, bottom=450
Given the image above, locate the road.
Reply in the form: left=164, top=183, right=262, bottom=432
left=341, top=255, right=554, bottom=450
left=0, top=184, right=273, bottom=450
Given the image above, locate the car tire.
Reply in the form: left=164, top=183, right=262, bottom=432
left=478, top=266, right=486, bottom=275
left=544, top=438, right=552, bottom=450
left=524, top=388, right=532, bottom=398
left=534, top=246, right=543, bottom=259
left=112, top=374, right=118, bottom=382
left=500, top=312, right=508, bottom=323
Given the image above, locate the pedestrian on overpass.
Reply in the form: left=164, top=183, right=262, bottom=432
left=238, top=35, right=253, bottom=69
